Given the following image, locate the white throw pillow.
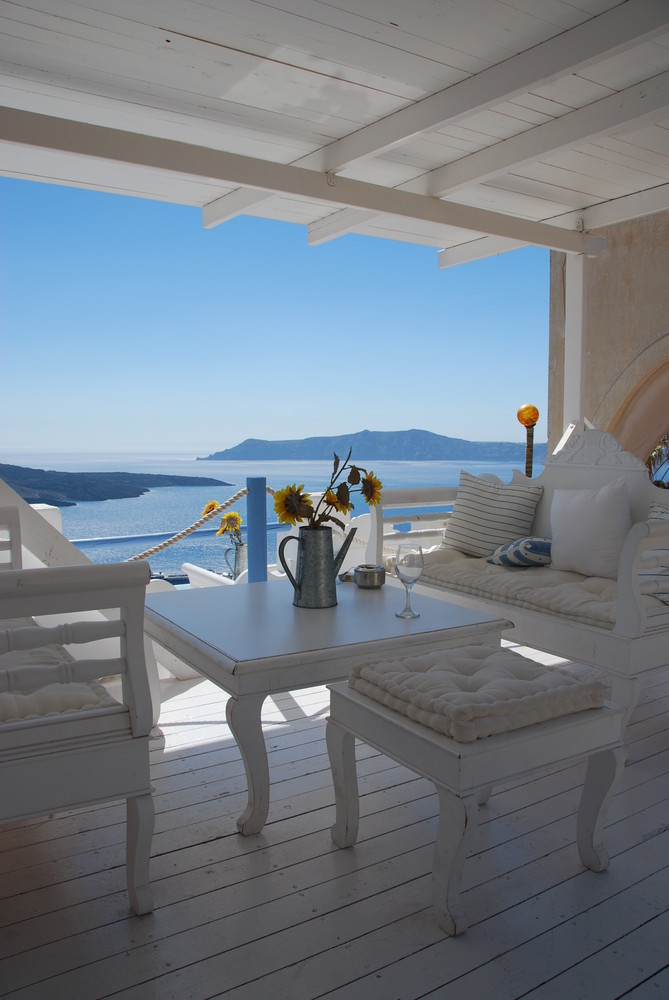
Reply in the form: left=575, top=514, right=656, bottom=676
left=442, top=471, right=543, bottom=558
left=550, top=479, right=631, bottom=579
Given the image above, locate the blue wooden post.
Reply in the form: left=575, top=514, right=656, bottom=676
left=246, top=477, right=268, bottom=582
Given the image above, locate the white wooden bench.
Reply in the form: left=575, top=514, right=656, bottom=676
left=366, top=429, right=669, bottom=722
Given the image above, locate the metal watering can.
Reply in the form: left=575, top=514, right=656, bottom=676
left=278, top=525, right=357, bottom=608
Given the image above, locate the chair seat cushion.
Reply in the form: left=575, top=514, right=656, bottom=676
left=0, top=678, right=121, bottom=723
left=348, top=645, right=606, bottom=742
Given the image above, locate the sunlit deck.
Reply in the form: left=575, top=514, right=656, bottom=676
left=2, top=649, right=668, bottom=1000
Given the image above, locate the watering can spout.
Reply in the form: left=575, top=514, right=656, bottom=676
left=333, top=528, right=357, bottom=577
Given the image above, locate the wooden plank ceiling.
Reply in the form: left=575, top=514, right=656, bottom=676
left=1, top=0, right=668, bottom=264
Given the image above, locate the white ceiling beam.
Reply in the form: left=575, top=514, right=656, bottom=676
left=202, top=188, right=269, bottom=228
left=0, top=108, right=605, bottom=255
left=437, top=237, right=528, bottom=268
left=204, top=0, right=669, bottom=230
left=439, top=182, right=669, bottom=268
left=298, top=0, right=669, bottom=173
left=555, top=183, right=669, bottom=231
left=307, top=208, right=378, bottom=245
left=407, top=70, right=669, bottom=198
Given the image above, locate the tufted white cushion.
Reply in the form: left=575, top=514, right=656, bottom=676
left=349, top=645, right=606, bottom=742
left=0, top=679, right=121, bottom=723
left=488, top=536, right=551, bottom=567
left=550, top=479, right=631, bottom=579
left=442, top=471, right=543, bottom=558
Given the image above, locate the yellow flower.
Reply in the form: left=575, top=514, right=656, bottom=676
left=202, top=500, right=219, bottom=517
left=361, top=472, right=382, bottom=506
left=274, top=484, right=313, bottom=526
left=216, top=510, right=243, bottom=540
left=325, top=486, right=353, bottom=515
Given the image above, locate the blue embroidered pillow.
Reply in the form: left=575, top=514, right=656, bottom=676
left=488, top=536, right=552, bottom=567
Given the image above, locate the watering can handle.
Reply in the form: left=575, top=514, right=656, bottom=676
left=223, top=546, right=235, bottom=576
left=278, top=535, right=299, bottom=593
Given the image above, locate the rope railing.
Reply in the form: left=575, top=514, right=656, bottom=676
left=126, top=485, right=276, bottom=562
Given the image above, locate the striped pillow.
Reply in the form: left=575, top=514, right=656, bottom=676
left=442, top=471, right=543, bottom=558
left=488, top=536, right=552, bottom=567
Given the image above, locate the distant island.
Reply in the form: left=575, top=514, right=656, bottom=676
left=0, top=464, right=230, bottom=507
left=199, top=429, right=547, bottom=464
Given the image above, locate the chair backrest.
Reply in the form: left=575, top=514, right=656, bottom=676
left=0, top=561, right=152, bottom=735
left=0, top=505, right=22, bottom=569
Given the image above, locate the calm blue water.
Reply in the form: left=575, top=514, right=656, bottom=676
left=6, top=452, right=543, bottom=578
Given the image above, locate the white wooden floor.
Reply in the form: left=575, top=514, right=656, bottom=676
left=2, top=655, right=668, bottom=1000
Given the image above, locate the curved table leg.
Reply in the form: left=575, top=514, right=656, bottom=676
left=326, top=720, right=359, bottom=848
left=432, top=787, right=480, bottom=936
left=577, top=746, right=626, bottom=872
left=226, top=693, right=270, bottom=836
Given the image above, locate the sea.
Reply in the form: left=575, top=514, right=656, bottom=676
left=6, top=452, right=543, bottom=579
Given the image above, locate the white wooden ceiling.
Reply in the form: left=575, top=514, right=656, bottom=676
left=2, top=0, right=669, bottom=264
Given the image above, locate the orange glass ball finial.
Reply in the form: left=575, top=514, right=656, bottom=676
left=517, top=403, right=539, bottom=428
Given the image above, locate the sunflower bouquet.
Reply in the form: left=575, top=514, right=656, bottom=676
left=202, top=504, right=244, bottom=546
left=273, top=448, right=382, bottom=530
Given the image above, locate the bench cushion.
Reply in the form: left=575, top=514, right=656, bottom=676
left=349, top=645, right=606, bottom=742
left=417, top=547, right=663, bottom=628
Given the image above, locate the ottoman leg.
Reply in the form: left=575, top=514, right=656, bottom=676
left=577, top=746, right=626, bottom=872
left=327, top=719, right=360, bottom=848
left=432, top=787, right=480, bottom=935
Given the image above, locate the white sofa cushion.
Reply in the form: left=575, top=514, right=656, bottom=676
left=442, top=471, right=543, bottom=558
left=550, top=479, right=631, bottom=580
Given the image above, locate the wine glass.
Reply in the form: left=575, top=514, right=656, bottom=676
left=394, top=543, right=424, bottom=619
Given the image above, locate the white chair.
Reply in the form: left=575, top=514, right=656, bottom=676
left=0, top=560, right=155, bottom=914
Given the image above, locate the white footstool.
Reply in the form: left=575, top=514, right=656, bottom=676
left=326, top=644, right=626, bottom=936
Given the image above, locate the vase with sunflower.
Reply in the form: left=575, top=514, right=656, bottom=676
left=202, top=505, right=247, bottom=580
left=274, top=449, right=382, bottom=608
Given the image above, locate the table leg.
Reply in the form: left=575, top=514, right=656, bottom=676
left=432, top=786, right=480, bottom=935
left=226, top=693, right=270, bottom=836
left=576, top=746, right=626, bottom=872
left=326, top=719, right=359, bottom=848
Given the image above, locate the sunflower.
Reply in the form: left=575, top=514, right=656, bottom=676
left=216, top=510, right=243, bottom=542
left=202, top=500, right=220, bottom=517
left=274, top=483, right=314, bottom=526
left=361, top=472, right=382, bottom=506
left=324, top=486, right=353, bottom=515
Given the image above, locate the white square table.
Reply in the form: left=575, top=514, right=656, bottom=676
left=144, top=581, right=505, bottom=835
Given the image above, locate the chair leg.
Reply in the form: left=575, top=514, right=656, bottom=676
left=126, top=793, right=155, bottom=914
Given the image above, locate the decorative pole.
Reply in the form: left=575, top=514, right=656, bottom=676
left=517, top=404, right=539, bottom=478
left=246, top=477, right=268, bottom=582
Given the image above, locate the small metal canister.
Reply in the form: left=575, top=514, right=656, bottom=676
left=353, top=564, right=386, bottom=589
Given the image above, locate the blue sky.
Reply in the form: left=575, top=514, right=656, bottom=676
left=2, top=177, right=549, bottom=457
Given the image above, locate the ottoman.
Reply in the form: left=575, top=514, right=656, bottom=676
left=326, top=644, right=626, bottom=935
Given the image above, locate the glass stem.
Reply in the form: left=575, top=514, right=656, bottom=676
left=403, top=583, right=413, bottom=614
